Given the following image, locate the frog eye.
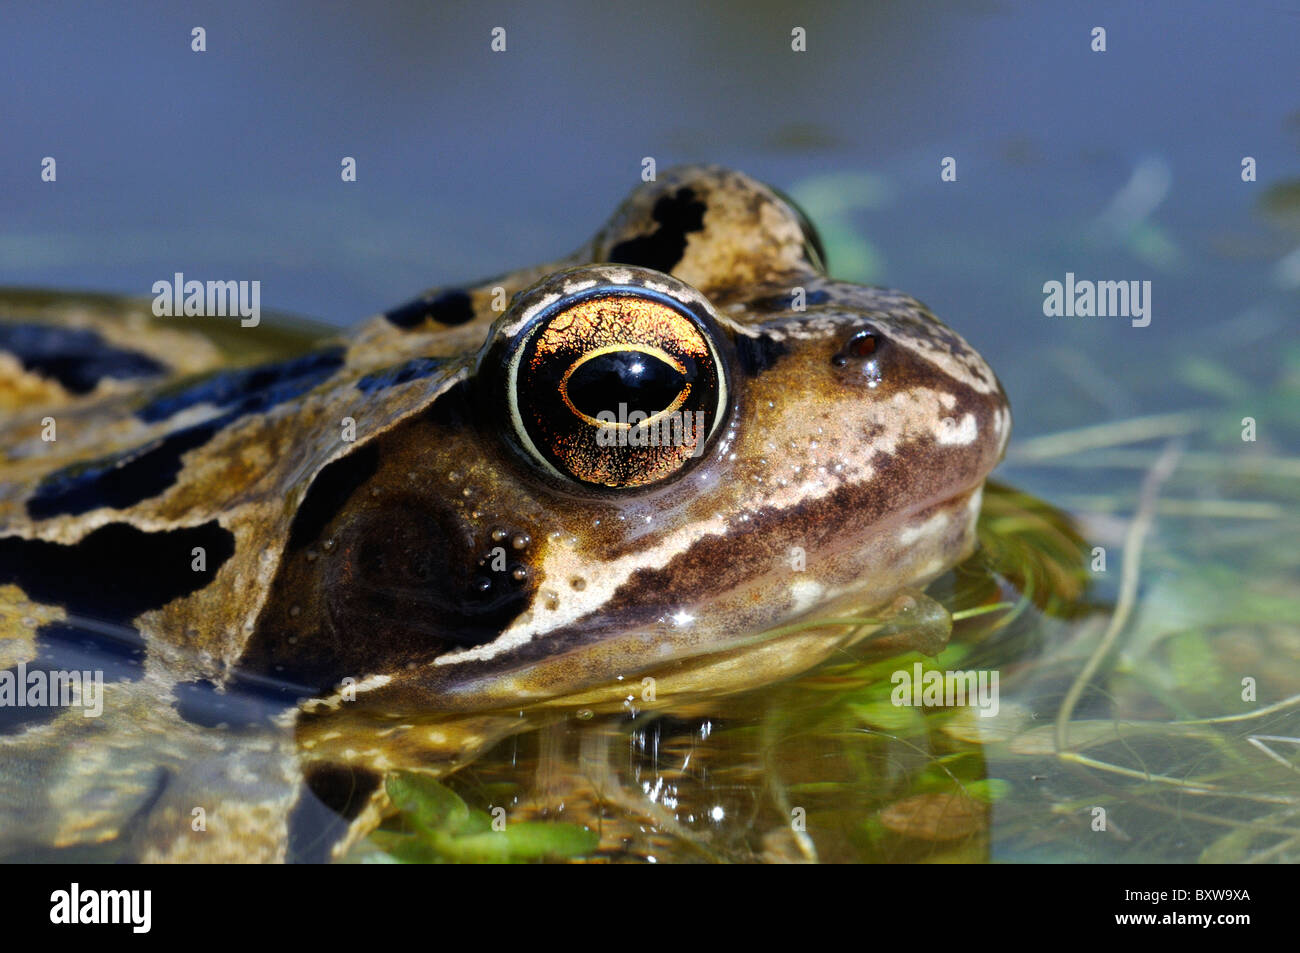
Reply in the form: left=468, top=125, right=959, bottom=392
left=503, top=277, right=728, bottom=488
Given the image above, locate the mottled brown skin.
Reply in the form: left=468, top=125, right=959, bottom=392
left=0, top=166, right=1009, bottom=861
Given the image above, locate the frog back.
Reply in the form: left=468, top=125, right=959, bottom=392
left=0, top=288, right=472, bottom=860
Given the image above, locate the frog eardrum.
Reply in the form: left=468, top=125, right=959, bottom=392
left=492, top=267, right=730, bottom=489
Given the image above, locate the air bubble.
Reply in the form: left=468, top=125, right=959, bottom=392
left=511, top=533, right=530, bottom=550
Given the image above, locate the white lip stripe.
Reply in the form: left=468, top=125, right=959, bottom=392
left=435, top=382, right=978, bottom=668
left=434, top=507, right=735, bottom=666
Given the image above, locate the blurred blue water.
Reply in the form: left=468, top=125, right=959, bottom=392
left=1, top=0, right=1296, bottom=394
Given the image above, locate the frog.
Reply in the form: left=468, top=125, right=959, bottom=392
left=0, top=165, right=1011, bottom=862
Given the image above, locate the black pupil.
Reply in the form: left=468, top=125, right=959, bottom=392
left=565, top=350, right=689, bottom=419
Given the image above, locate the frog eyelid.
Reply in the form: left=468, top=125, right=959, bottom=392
left=767, top=186, right=828, bottom=273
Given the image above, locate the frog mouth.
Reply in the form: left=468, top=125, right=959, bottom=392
left=339, top=483, right=986, bottom=717
left=536, top=487, right=981, bottom=710
left=343, top=584, right=954, bottom=720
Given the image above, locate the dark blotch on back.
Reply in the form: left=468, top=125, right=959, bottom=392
left=383, top=289, right=475, bottom=329
left=0, top=521, right=234, bottom=734
left=733, top=333, right=788, bottom=376
left=0, top=321, right=165, bottom=394
left=28, top=422, right=221, bottom=519
left=27, top=349, right=345, bottom=520
left=137, top=347, right=344, bottom=424
left=609, top=187, right=707, bottom=273
left=355, top=356, right=446, bottom=395
left=0, top=522, right=234, bottom=624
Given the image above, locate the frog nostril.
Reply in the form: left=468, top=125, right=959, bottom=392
left=831, top=329, right=881, bottom=367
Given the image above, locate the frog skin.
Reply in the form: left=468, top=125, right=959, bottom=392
left=0, top=166, right=1010, bottom=862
